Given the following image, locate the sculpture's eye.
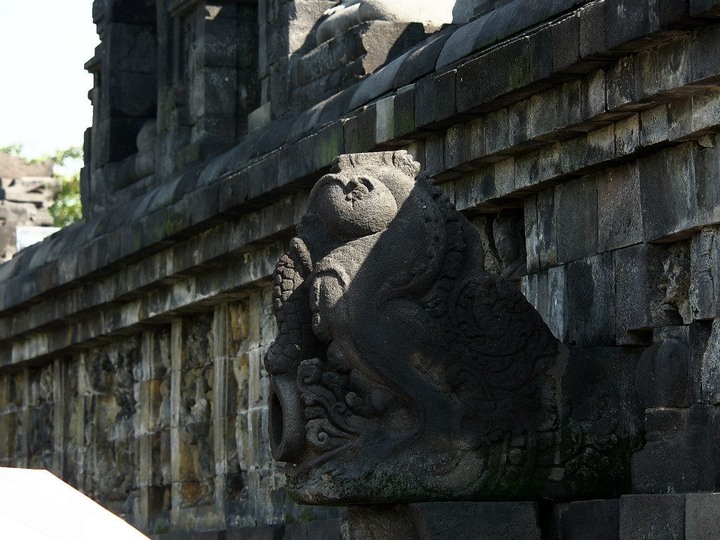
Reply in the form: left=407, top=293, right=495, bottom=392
left=358, top=177, right=374, bottom=191
left=344, top=177, right=375, bottom=201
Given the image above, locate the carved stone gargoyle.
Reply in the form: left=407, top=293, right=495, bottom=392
left=264, top=151, right=643, bottom=505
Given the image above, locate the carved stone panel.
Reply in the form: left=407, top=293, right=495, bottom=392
left=265, top=151, right=642, bottom=504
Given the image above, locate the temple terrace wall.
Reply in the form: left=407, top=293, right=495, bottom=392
left=1, top=0, right=720, bottom=538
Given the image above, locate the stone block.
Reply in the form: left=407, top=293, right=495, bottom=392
left=508, top=100, right=530, bottom=148
left=555, top=175, right=598, bottom=264
left=606, top=56, right=639, bottom=112
left=348, top=505, right=415, bottom=540
left=454, top=163, right=509, bottom=213
left=463, top=116, right=486, bottom=165
left=343, top=106, right=377, bottom=154
left=424, top=134, right=445, bottom=178
left=560, top=346, right=642, bottom=498
left=555, top=80, right=584, bottom=131
left=550, top=12, right=581, bottom=73
left=632, top=406, right=720, bottom=494
left=698, top=319, right=720, bottom=404
left=665, top=98, right=693, bottom=145
left=457, top=32, right=550, bottom=113
left=434, top=70, right=457, bottom=123
left=614, top=114, right=640, bottom=156
left=614, top=243, right=675, bottom=343
left=597, top=163, right=642, bottom=252
left=264, top=5, right=290, bottom=66
left=640, top=104, right=670, bottom=146
left=393, top=84, right=416, bottom=141
left=536, top=187, right=557, bottom=270
left=284, top=519, right=345, bottom=540
left=690, top=227, right=720, bottom=321
left=193, top=118, right=236, bottom=151
left=638, top=37, right=690, bottom=99
left=694, top=137, right=720, bottom=228
left=108, top=71, right=157, bottom=117
left=269, top=60, right=290, bottom=119
left=414, top=75, right=437, bottom=129
left=107, top=23, right=157, bottom=73
left=444, top=124, right=469, bottom=173
left=565, top=253, right=614, bottom=346
left=604, top=0, right=653, bottom=51
left=204, top=18, right=241, bottom=68
left=484, top=108, right=509, bottom=157
left=619, top=494, right=686, bottom=540
left=278, top=134, right=318, bottom=188
left=315, top=122, right=344, bottom=170
left=554, top=499, right=620, bottom=540
left=527, top=88, right=562, bottom=143
left=190, top=68, right=238, bottom=119
left=636, top=339, right=692, bottom=409
left=524, top=194, right=540, bottom=274
left=691, top=25, right=720, bottom=85
left=409, top=502, right=540, bottom=540
left=521, top=266, right=566, bottom=342
left=685, top=493, right=720, bottom=540
left=579, top=1, right=606, bottom=59
left=584, top=124, right=616, bottom=168
left=375, top=96, right=394, bottom=146
left=348, top=502, right=540, bottom=540
left=640, top=143, right=697, bottom=241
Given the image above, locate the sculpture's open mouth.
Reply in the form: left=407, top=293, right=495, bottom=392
left=269, top=374, right=306, bottom=462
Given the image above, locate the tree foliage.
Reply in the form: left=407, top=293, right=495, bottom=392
left=48, top=145, right=83, bottom=227
left=0, top=143, right=24, bottom=156
left=49, top=173, right=82, bottom=227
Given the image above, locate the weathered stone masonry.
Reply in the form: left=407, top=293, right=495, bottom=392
left=1, top=0, right=720, bottom=538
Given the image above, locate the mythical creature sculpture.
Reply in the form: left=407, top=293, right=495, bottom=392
left=265, top=151, right=642, bottom=504
left=316, top=0, right=455, bottom=44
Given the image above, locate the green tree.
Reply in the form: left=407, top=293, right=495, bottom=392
left=49, top=173, right=82, bottom=227
left=0, top=143, right=24, bottom=156
left=48, top=145, right=83, bottom=227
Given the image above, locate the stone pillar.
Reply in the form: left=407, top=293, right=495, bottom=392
left=75, top=353, right=88, bottom=493
left=169, top=313, right=218, bottom=530
left=20, top=367, right=30, bottom=469
left=0, top=373, right=11, bottom=466
left=52, top=358, right=66, bottom=476
left=170, top=318, right=184, bottom=526
left=212, top=304, right=230, bottom=526
left=136, top=329, right=171, bottom=532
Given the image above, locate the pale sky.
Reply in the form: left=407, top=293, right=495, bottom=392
left=0, top=2, right=97, bottom=159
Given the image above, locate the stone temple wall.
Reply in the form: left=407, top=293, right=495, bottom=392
left=1, top=0, right=720, bottom=538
